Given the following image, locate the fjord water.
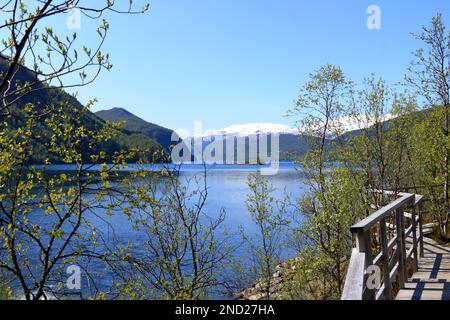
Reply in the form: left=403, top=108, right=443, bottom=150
left=29, top=161, right=309, bottom=298
left=43, top=162, right=307, bottom=239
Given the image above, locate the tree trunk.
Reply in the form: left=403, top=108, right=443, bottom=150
left=444, top=104, right=449, bottom=237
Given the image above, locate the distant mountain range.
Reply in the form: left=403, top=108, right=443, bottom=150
left=93, top=110, right=321, bottom=162
left=3, top=56, right=428, bottom=164
left=93, top=110, right=407, bottom=163
left=193, top=123, right=300, bottom=137
left=185, top=123, right=316, bottom=161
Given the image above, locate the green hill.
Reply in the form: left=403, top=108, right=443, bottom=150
left=0, top=57, right=164, bottom=164
left=95, top=108, right=179, bottom=152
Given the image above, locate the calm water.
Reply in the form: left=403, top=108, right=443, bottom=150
left=42, top=161, right=308, bottom=239
left=23, top=162, right=309, bottom=298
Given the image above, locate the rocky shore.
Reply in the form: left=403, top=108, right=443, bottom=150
left=235, top=259, right=297, bottom=300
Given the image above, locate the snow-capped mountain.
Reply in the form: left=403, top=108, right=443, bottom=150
left=175, top=123, right=312, bottom=162
left=186, top=114, right=395, bottom=140
left=173, top=114, right=398, bottom=162
left=192, top=123, right=300, bottom=138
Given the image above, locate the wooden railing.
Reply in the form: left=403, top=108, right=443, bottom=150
left=341, top=191, right=425, bottom=300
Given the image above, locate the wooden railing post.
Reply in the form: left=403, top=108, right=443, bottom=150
left=396, top=208, right=407, bottom=288
left=411, top=205, right=419, bottom=272
left=356, top=230, right=374, bottom=299
left=418, top=203, right=424, bottom=258
left=379, top=217, right=391, bottom=299
left=356, top=231, right=368, bottom=254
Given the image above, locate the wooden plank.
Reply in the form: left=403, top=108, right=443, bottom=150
left=414, top=194, right=424, bottom=207
left=406, top=246, right=414, bottom=260
left=389, top=263, right=399, bottom=283
left=375, top=284, right=385, bottom=300
left=395, top=234, right=450, bottom=300
left=387, top=236, right=398, bottom=252
left=342, top=249, right=366, bottom=300
left=405, top=224, right=414, bottom=238
left=389, top=249, right=399, bottom=270
left=373, top=251, right=383, bottom=266
left=403, top=212, right=418, bottom=220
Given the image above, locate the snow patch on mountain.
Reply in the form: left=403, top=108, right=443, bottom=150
left=178, top=114, right=396, bottom=140
left=194, top=123, right=300, bottom=138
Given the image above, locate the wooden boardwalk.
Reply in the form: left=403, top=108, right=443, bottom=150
left=341, top=191, right=450, bottom=300
left=396, top=237, right=450, bottom=300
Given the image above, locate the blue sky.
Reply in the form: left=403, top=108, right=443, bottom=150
left=67, top=0, right=450, bottom=132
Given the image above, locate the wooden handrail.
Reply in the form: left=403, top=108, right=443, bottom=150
left=342, top=191, right=424, bottom=300
left=351, top=193, right=414, bottom=232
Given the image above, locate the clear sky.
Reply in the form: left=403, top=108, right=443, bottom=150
left=66, top=0, right=450, bottom=132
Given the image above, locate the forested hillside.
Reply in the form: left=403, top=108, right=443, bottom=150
left=0, top=57, right=164, bottom=163
left=96, top=107, right=178, bottom=152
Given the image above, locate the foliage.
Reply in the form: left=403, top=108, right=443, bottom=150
left=283, top=15, right=450, bottom=298
left=243, top=173, right=289, bottom=299
left=406, top=13, right=450, bottom=237
left=0, top=0, right=150, bottom=300
left=106, top=164, right=233, bottom=300
left=0, top=101, right=138, bottom=299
